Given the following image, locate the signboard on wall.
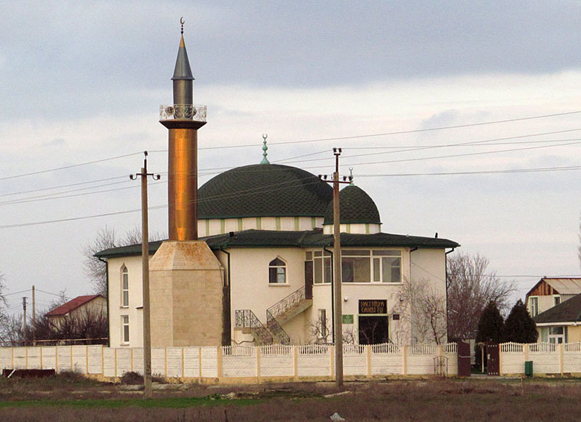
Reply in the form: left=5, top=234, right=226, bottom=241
left=342, top=315, right=354, bottom=324
left=359, top=299, right=387, bottom=314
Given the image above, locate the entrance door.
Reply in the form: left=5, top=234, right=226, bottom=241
left=358, top=316, right=388, bottom=344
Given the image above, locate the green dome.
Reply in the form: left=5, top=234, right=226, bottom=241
left=198, top=164, right=333, bottom=219
left=323, top=185, right=381, bottom=225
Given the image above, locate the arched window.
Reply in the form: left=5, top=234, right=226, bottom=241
left=269, top=258, right=287, bottom=284
left=121, top=266, right=129, bottom=307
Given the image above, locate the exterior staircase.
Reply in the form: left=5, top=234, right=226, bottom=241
left=235, top=286, right=313, bottom=345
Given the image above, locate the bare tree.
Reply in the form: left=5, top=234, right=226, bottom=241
left=82, top=226, right=165, bottom=296
left=308, top=312, right=332, bottom=344
left=393, top=277, right=447, bottom=345
left=447, top=253, right=515, bottom=340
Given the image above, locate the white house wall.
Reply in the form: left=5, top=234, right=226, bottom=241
left=107, top=256, right=144, bottom=348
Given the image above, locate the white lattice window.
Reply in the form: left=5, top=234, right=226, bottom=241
left=121, top=315, right=130, bottom=344
left=121, top=266, right=129, bottom=308
left=529, top=296, right=538, bottom=317
left=269, top=258, right=287, bottom=284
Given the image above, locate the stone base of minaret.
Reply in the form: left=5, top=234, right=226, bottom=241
left=149, top=241, right=225, bottom=347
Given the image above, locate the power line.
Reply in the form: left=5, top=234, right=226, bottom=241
left=0, top=152, right=143, bottom=181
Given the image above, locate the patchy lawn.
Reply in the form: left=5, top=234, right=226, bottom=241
left=1, top=374, right=581, bottom=421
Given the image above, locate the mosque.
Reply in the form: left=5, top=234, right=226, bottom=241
left=96, top=25, right=459, bottom=348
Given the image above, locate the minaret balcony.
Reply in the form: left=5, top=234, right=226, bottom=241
left=159, top=104, right=207, bottom=122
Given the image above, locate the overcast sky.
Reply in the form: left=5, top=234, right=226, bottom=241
left=1, top=1, right=581, bottom=315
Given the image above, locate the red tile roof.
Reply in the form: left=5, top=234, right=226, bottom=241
left=45, top=295, right=103, bottom=317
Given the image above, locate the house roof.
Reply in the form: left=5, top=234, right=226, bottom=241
left=323, top=185, right=381, bottom=225
left=197, top=164, right=333, bottom=219
left=526, top=277, right=581, bottom=298
left=533, top=293, right=581, bottom=324
left=45, top=295, right=104, bottom=317
left=95, top=229, right=459, bottom=259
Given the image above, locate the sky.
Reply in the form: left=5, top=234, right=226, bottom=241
left=1, top=1, right=581, bottom=316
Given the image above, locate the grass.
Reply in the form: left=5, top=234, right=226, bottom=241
left=3, top=374, right=581, bottom=421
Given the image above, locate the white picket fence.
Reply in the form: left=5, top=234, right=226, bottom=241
left=0, top=343, right=458, bottom=381
left=500, top=342, right=581, bottom=375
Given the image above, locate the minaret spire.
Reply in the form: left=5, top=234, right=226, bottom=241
left=260, top=134, right=270, bottom=164
left=172, top=18, right=194, bottom=106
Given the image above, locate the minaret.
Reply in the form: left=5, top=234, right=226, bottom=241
left=159, top=19, right=206, bottom=241
left=150, top=20, right=226, bottom=348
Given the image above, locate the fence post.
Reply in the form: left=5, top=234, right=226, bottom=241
left=114, top=348, right=118, bottom=379
left=559, top=343, right=564, bottom=375
left=402, top=346, right=407, bottom=376
left=256, top=346, right=261, bottom=383
left=55, top=346, right=59, bottom=373
left=198, top=347, right=203, bottom=382
left=165, top=347, right=168, bottom=378
left=25, top=347, right=29, bottom=369
left=366, top=345, right=372, bottom=378
left=293, top=346, right=298, bottom=380
left=70, top=345, right=74, bottom=371
left=40, top=347, right=43, bottom=370
left=330, top=345, right=335, bottom=377
left=101, top=346, right=105, bottom=376
left=86, top=346, right=89, bottom=375
left=182, top=347, right=185, bottom=378
left=217, top=346, right=223, bottom=380
left=130, top=348, right=134, bottom=373
left=11, top=347, right=14, bottom=369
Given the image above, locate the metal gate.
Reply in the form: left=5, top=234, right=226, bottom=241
left=486, top=343, right=499, bottom=376
left=457, top=340, right=471, bottom=377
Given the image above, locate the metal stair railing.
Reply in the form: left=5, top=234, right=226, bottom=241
left=234, top=309, right=273, bottom=345
left=267, top=286, right=307, bottom=321
left=266, top=310, right=291, bottom=345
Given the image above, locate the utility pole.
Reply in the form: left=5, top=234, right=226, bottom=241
left=32, top=286, right=36, bottom=346
left=130, top=151, right=160, bottom=399
left=320, top=148, right=352, bottom=388
left=22, top=297, right=27, bottom=346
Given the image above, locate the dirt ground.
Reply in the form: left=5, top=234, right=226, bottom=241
left=1, top=374, right=580, bottom=421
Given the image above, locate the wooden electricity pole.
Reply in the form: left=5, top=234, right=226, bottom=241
left=131, top=151, right=160, bottom=399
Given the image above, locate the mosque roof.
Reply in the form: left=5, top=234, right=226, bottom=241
left=323, top=185, right=381, bottom=225
left=198, top=164, right=333, bottom=219
left=95, top=229, right=459, bottom=258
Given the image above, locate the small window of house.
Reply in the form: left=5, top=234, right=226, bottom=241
left=121, top=266, right=129, bottom=308
left=122, top=315, right=130, bottom=344
left=554, top=295, right=561, bottom=307
left=269, top=258, right=287, bottom=284
left=529, top=296, right=538, bottom=317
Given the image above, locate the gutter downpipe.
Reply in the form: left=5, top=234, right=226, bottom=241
left=219, top=246, right=232, bottom=346
left=445, top=248, right=456, bottom=341
left=97, top=256, right=110, bottom=348
left=324, top=246, right=334, bottom=343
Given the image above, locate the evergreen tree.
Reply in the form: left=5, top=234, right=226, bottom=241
left=476, top=301, right=504, bottom=344
left=502, top=299, right=538, bottom=343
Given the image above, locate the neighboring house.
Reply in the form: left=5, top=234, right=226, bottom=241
left=525, top=278, right=581, bottom=318
left=97, top=168, right=459, bottom=348
left=533, top=293, right=581, bottom=344
left=46, top=295, right=107, bottom=328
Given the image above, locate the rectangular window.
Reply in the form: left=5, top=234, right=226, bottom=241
left=529, top=297, right=539, bottom=317
left=554, top=295, right=561, bottom=307
left=319, top=309, right=328, bottom=339
left=122, top=315, right=130, bottom=344
left=313, top=250, right=332, bottom=284
left=342, top=250, right=401, bottom=283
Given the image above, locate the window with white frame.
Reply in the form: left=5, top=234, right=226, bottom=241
left=319, top=309, right=328, bottom=339
left=548, top=326, right=566, bottom=344
left=269, top=257, right=287, bottom=284
left=313, top=250, right=332, bottom=284
left=529, top=296, right=539, bottom=317
left=342, top=250, right=402, bottom=283
left=121, top=266, right=129, bottom=307
left=122, top=315, right=130, bottom=344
